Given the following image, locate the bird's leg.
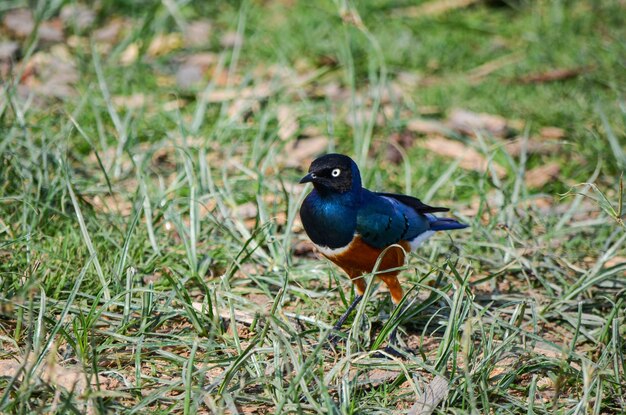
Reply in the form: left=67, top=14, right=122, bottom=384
left=379, top=274, right=404, bottom=342
left=328, top=294, right=363, bottom=345
left=375, top=304, right=408, bottom=358
left=383, top=306, right=404, bottom=355
left=378, top=273, right=412, bottom=357
left=332, top=294, right=363, bottom=331
left=388, top=324, right=399, bottom=345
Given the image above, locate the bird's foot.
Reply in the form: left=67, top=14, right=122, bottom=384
left=328, top=331, right=344, bottom=347
left=373, top=344, right=405, bottom=359
left=371, top=329, right=415, bottom=359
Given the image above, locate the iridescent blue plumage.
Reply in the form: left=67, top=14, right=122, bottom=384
left=356, top=190, right=431, bottom=248
left=299, top=190, right=358, bottom=249
left=299, top=154, right=467, bottom=251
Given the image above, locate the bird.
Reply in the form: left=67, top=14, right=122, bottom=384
left=298, top=153, right=467, bottom=347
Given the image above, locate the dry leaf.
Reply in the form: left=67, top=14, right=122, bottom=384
left=185, top=52, right=217, bottom=67
left=175, top=53, right=216, bottom=89
left=468, top=53, right=524, bottom=82
left=120, top=42, right=139, bottom=65
left=39, top=19, right=65, bottom=43
left=203, top=84, right=271, bottom=103
left=419, top=106, right=443, bottom=116
left=525, top=163, right=560, bottom=188
left=176, top=64, right=204, bottom=89
left=163, top=99, right=186, bottom=111
left=3, top=10, right=64, bottom=43
left=406, top=118, right=448, bottom=136
left=345, top=105, right=385, bottom=128
left=87, top=194, right=133, bottom=216
left=293, top=240, right=315, bottom=257
left=504, top=138, right=562, bottom=157
left=147, top=33, right=183, bottom=57
left=3, top=9, right=34, bottom=38
left=291, top=215, right=303, bottom=233
left=447, top=108, right=510, bottom=137
left=184, top=20, right=212, bottom=47
left=489, top=356, right=518, bottom=379
left=221, top=31, right=243, bottom=48
left=540, top=127, right=566, bottom=139
left=21, top=47, right=78, bottom=99
left=112, top=94, right=146, bottom=109
left=66, top=35, right=88, bottom=50
left=603, top=256, right=626, bottom=268
left=204, top=84, right=272, bottom=121
left=394, top=0, right=479, bottom=17
left=408, top=375, right=449, bottom=415
left=277, top=105, right=299, bottom=141
left=537, top=377, right=554, bottom=391
left=245, top=293, right=270, bottom=307
left=227, top=98, right=260, bottom=121
left=193, top=302, right=256, bottom=325
left=282, top=136, right=329, bottom=168
left=350, top=368, right=400, bottom=387
left=0, top=357, right=106, bottom=394
left=419, top=136, right=506, bottom=177
left=60, top=4, right=96, bottom=30
left=386, top=130, right=416, bottom=164
left=94, top=18, right=125, bottom=44
left=236, top=202, right=258, bottom=219
left=41, top=362, right=90, bottom=392
left=156, top=75, right=176, bottom=87
left=516, top=66, right=592, bottom=84
left=322, top=81, right=348, bottom=100
left=0, top=359, right=21, bottom=378
left=396, top=71, right=422, bottom=88
left=0, top=41, right=20, bottom=77
left=0, top=41, right=19, bottom=62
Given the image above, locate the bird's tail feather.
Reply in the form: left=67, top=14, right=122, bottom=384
left=427, top=215, right=468, bottom=231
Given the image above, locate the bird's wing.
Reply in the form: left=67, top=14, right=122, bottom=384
left=356, top=191, right=430, bottom=249
left=375, top=192, right=449, bottom=214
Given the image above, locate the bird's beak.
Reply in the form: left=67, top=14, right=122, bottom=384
left=299, top=172, right=315, bottom=184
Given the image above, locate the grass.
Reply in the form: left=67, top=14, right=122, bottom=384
left=1, top=0, right=625, bottom=413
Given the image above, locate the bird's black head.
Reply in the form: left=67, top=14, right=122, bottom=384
left=299, top=153, right=360, bottom=193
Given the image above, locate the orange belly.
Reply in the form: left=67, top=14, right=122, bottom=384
left=322, top=236, right=410, bottom=303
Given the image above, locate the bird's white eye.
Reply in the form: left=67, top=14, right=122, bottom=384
left=311, top=173, right=317, bottom=179
left=331, top=168, right=341, bottom=177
